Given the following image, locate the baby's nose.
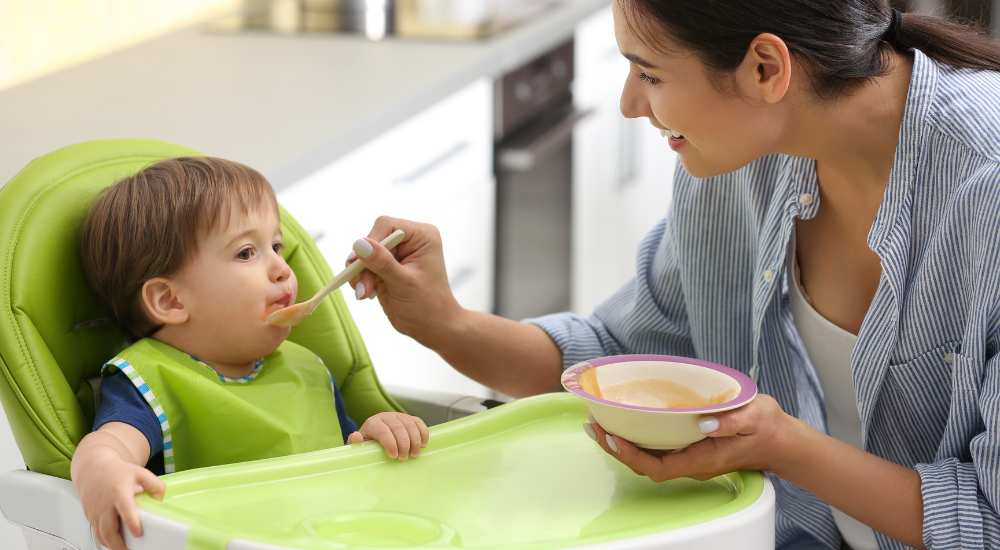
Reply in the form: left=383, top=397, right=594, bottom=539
left=271, top=257, right=291, bottom=282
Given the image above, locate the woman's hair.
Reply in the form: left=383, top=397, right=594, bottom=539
left=618, top=0, right=1000, bottom=99
left=80, top=157, right=277, bottom=339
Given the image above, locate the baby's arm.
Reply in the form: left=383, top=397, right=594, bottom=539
left=347, top=412, right=429, bottom=460
left=71, top=422, right=165, bottom=550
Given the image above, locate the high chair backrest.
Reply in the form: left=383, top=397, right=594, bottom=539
left=0, top=140, right=401, bottom=479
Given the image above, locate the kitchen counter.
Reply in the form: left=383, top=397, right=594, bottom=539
left=0, top=0, right=609, bottom=189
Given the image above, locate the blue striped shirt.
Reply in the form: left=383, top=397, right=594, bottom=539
left=530, top=49, right=1000, bottom=549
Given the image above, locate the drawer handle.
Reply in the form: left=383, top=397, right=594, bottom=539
left=498, top=108, right=594, bottom=172
left=393, top=141, right=471, bottom=186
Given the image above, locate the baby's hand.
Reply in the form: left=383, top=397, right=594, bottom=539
left=347, top=412, right=429, bottom=460
left=76, top=452, right=165, bottom=550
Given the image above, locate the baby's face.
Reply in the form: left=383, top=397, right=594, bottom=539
left=171, top=202, right=297, bottom=362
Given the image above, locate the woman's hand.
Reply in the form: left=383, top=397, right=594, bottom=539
left=347, top=216, right=465, bottom=349
left=347, top=411, right=430, bottom=460
left=586, top=394, right=800, bottom=481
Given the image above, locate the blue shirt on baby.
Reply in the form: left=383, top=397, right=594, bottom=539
left=93, top=370, right=359, bottom=475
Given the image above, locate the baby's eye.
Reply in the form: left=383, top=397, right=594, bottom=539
left=638, top=72, right=660, bottom=85
left=237, top=246, right=255, bottom=261
left=272, top=242, right=284, bottom=254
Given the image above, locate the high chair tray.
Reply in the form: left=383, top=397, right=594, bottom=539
left=130, top=393, right=774, bottom=550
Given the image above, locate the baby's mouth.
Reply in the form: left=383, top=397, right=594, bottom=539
left=660, top=128, right=685, bottom=140
left=265, top=293, right=294, bottom=316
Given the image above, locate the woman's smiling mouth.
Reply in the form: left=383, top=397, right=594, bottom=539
left=660, top=128, right=688, bottom=151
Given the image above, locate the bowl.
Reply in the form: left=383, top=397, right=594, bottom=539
left=561, top=354, right=757, bottom=450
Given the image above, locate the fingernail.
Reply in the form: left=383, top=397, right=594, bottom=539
left=605, top=434, right=618, bottom=454
left=583, top=422, right=596, bottom=442
left=698, top=417, right=720, bottom=434
left=353, top=238, right=373, bottom=258
left=355, top=282, right=366, bottom=300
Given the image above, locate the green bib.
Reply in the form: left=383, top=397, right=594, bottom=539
left=103, top=338, right=345, bottom=473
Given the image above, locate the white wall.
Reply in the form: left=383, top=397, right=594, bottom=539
left=0, top=406, right=28, bottom=550
left=0, top=0, right=237, bottom=91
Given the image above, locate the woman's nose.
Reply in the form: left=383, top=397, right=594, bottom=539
left=619, top=77, right=649, bottom=120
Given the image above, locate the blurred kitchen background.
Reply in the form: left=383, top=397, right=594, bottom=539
left=0, top=1, right=997, bottom=548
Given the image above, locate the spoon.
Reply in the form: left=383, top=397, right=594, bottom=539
left=266, top=229, right=406, bottom=327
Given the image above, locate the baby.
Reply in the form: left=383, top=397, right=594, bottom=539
left=70, top=157, right=428, bottom=550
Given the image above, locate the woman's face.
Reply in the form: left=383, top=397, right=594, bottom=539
left=613, top=2, right=787, bottom=178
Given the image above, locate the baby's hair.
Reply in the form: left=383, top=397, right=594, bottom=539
left=80, top=157, right=277, bottom=339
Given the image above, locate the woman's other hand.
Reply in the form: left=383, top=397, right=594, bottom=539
left=585, top=394, right=800, bottom=481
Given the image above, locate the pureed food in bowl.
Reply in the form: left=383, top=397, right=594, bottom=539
left=603, top=379, right=736, bottom=408
left=565, top=355, right=756, bottom=449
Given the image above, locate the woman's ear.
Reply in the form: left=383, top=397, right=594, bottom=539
left=738, top=33, right=793, bottom=104
left=141, top=277, right=189, bottom=326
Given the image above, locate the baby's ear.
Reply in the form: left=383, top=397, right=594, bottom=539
left=141, top=277, right=189, bottom=326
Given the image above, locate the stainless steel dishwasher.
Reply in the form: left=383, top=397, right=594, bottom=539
left=493, top=39, right=592, bottom=320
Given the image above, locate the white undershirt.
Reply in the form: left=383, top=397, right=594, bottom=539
left=789, top=248, right=880, bottom=550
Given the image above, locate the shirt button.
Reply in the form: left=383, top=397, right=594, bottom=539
left=799, top=193, right=815, bottom=206
left=763, top=269, right=775, bottom=283
left=943, top=353, right=956, bottom=364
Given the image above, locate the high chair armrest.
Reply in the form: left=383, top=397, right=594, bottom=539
left=0, top=470, right=97, bottom=550
left=385, top=385, right=507, bottom=426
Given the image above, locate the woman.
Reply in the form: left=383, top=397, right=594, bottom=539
left=346, top=1, right=1000, bottom=548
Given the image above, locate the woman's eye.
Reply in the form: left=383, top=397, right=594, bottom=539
left=638, top=72, right=660, bottom=85
left=237, top=247, right=255, bottom=261
left=272, top=242, right=284, bottom=254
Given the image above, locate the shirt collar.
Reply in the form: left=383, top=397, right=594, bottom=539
left=781, top=50, right=940, bottom=253
left=867, top=49, right=938, bottom=253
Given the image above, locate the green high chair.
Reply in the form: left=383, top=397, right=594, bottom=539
left=0, top=140, right=774, bottom=550
left=0, top=140, right=489, bottom=550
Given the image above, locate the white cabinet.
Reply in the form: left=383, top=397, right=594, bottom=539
left=571, top=7, right=676, bottom=315
left=0, top=407, right=27, bottom=550
left=279, top=79, right=493, bottom=399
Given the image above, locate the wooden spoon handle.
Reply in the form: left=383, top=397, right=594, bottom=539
left=308, top=229, right=406, bottom=305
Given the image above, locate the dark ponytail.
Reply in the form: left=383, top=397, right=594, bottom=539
left=619, top=0, right=1000, bottom=99
left=894, top=11, right=1000, bottom=71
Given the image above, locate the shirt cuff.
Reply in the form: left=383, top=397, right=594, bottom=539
left=524, top=311, right=613, bottom=370
left=93, top=417, right=164, bottom=457
left=916, top=458, right=988, bottom=549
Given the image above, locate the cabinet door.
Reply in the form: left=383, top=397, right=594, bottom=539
left=278, top=79, right=493, bottom=399
left=572, top=7, right=675, bottom=314
left=0, top=405, right=27, bottom=550
left=278, top=140, right=379, bottom=261
left=376, top=79, right=494, bottom=313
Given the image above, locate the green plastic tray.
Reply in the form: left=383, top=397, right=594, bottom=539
left=136, top=393, right=763, bottom=549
